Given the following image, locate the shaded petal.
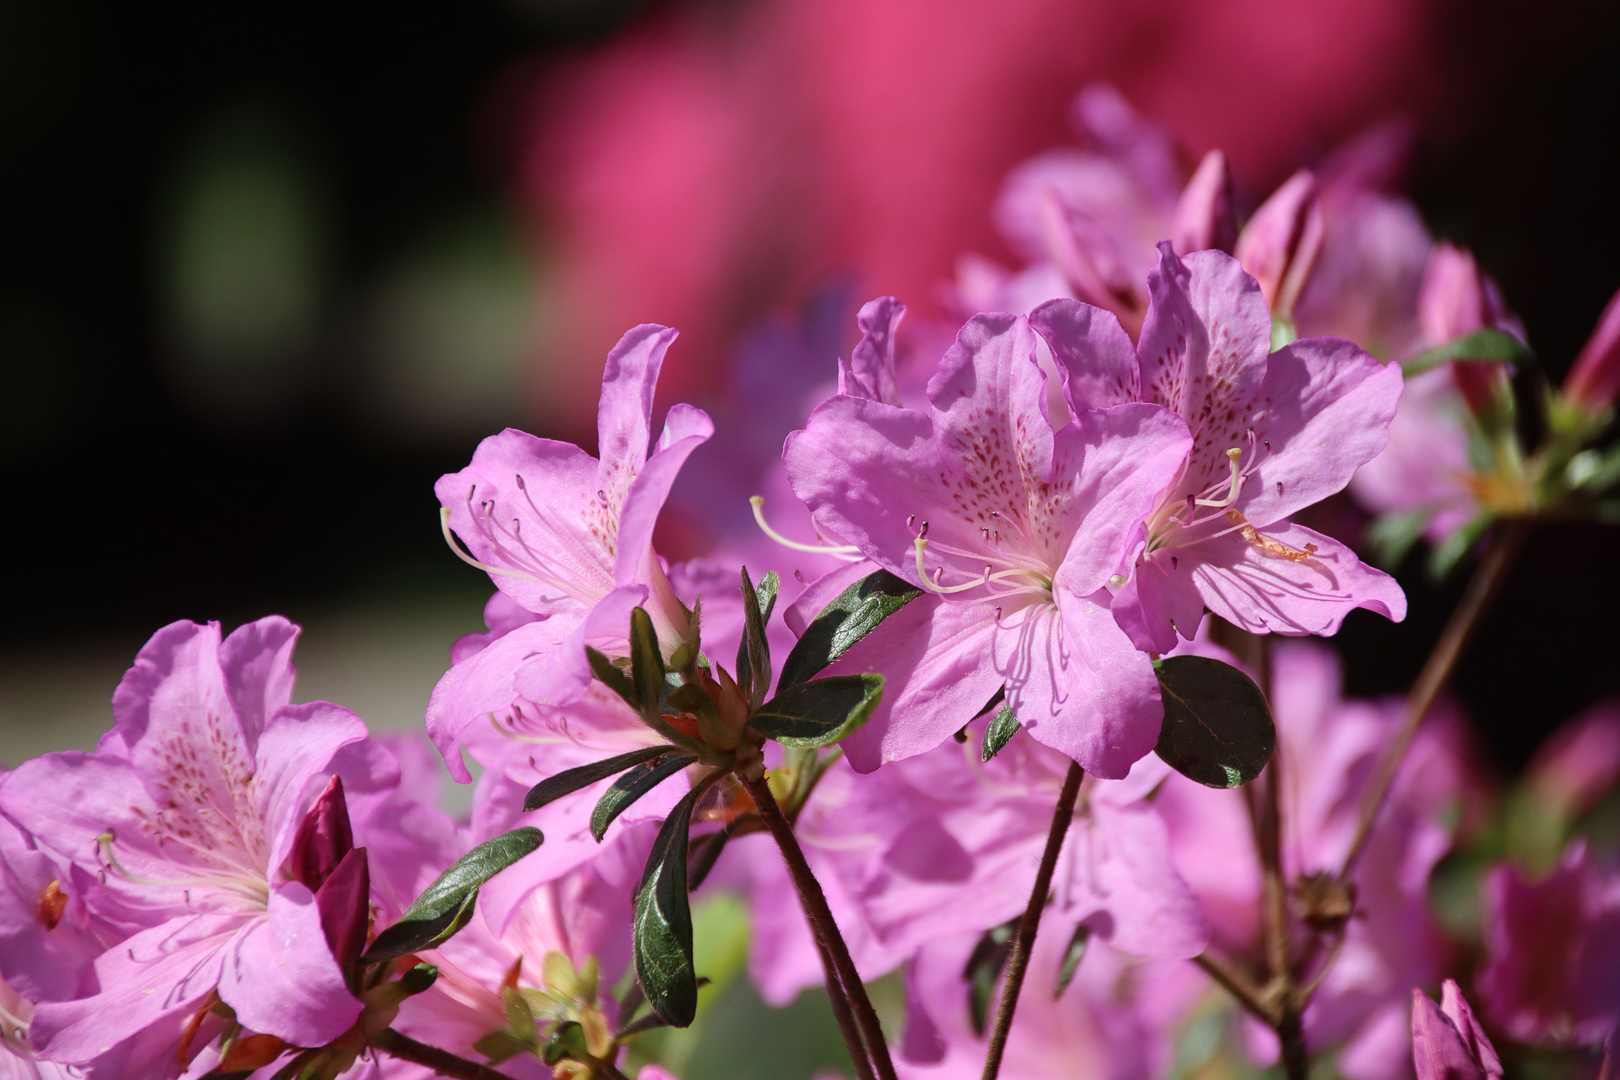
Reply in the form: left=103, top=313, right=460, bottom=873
left=1186, top=524, right=1406, bottom=638
left=1017, top=591, right=1162, bottom=778
left=255, top=703, right=375, bottom=875
left=1111, top=544, right=1207, bottom=654
left=435, top=428, right=613, bottom=615
left=426, top=617, right=575, bottom=782
left=839, top=296, right=905, bottom=406
left=1138, top=246, right=1272, bottom=488
left=1412, top=988, right=1489, bottom=1080
left=511, top=584, right=650, bottom=707
left=613, top=402, right=714, bottom=587
left=835, top=596, right=1006, bottom=772
left=109, top=620, right=233, bottom=762
left=1058, top=800, right=1208, bottom=958
left=217, top=882, right=358, bottom=1045
left=218, top=616, right=301, bottom=748
left=1027, top=297, right=1138, bottom=410
left=595, top=324, right=679, bottom=502
left=30, top=915, right=236, bottom=1064
left=1171, top=149, right=1237, bottom=256
left=1237, top=336, right=1404, bottom=527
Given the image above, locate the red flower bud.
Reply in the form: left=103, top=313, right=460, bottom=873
left=287, top=775, right=354, bottom=891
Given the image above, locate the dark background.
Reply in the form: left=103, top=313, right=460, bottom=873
left=1, top=0, right=1617, bottom=774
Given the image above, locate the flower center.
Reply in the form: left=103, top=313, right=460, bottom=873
left=908, top=514, right=1054, bottom=603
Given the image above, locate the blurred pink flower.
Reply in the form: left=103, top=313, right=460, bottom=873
left=1411, top=980, right=1503, bottom=1080
left=1478, top=842, right=1620, bottom=1046
left=1524, top=701, right=1620, bottom=827
left=1563, top=285, right=1620, bottom=417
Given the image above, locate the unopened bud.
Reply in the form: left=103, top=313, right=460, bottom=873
left=287, top=775, right=354, bottom=891
left=1234, top=170, right=1323, bottom=317
left=1418, top=242, right=1519, bottom=417
left=1563, top=285, right=1620, bottom=417
left=314, top=846, right=370, bottom=975
left=1171, top=149, right=1237, bottom=255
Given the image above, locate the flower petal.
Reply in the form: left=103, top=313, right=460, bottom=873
left=217, top=882, right=359, bottom=1045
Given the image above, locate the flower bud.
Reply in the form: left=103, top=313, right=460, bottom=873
left=1562, top=285, right=1620, bottom=416
left=1171, top=149, right=1237, bottom=255
left=314, top=846, right=371, bottom=975
left=1411, top=980, right=1502, bottom=1080
left=1417, top=242, right=1518, bottom=417
left=1234, top=169, right=1323, bottom=317
left=287, top=775, right=354, bottom=891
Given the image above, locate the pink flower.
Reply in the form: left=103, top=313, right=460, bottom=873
left=1158, top=643, right=1472, bottom=1080
left=785, top=308, right=1193, bottom=775
left=1411, top=980, right=1503, bottom=1080
left=1478, top=842, right=1620, bottom=1046
left=430, top=324, right=713, bottom=780
left=1524, top=702, right=1620, bottom=829
left=0, top=618, right=400, bottom=1077
left=1032, top=244, right=1405, bottom=654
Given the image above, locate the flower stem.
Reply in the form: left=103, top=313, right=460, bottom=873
left=373, top=1028, right=520, bottom=1080
left=741, top=773, right=897, bottom=1080
left=980, top=761, right=1084, bottom=1080
left=1338, top=518, right=1527, bottom=882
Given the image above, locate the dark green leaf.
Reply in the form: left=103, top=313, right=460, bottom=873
left=981, top=705, right=1021, bottom=762
left=591, top=753, right=697, bottom=842
left=629, top=607, right=666, bottom=714
left=364, top=827, right=544, bottom=961
left=523, top=746, right=678, bottom=812
left=1053, top=924, right=1091, bottom=999
left=777, top=569, right=922, bottom=689
left=751, top=674, right=885, bottom=748
left=686, top=828, right=732, bottom=892
left=962, top=920, right=1016, bottom=1037
left=633, top=784, right=702, bottom=1026
left=400, top=962, right=440, bottom=995
left=1153, top=656, right=1275, bottom=789
left=736, top=568, right=778, bottom=711
left=1403, top=327, right=1534, bottom=376
left=587, top=646, right=639, bottom=713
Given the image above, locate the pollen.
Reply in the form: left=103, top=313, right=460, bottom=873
left=1225, top=509, right=1318, bottom=562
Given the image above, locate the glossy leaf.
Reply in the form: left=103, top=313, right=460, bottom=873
left=1154, top=656, right=1275, bottom=788
left=1403, top=327, right=1533, bottom=376
left=750, top=674, right=885, bottom=748
left=777, top=569, right=921, bottom=689
left=587, top=647, right=639, bottom=712
left=981, top=705, right=1021, bottom=762
left=523, top=745, right=678, bottom=812
left=634, top=784, right=702, bottom=1027
left=591, top=752, right=696, bottom=842
left=364, top=827, right=544, bottom=961
left=1053, top=924, right=1091, bottom=999
left=963, top=920, right=1016, bottom=1037
left=736, top=568, right=778, bottom=711
left=629, top=607, right=666, bottom=715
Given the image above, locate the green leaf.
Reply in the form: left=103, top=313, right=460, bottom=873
left=473, top=1030, right=531, bottom=1066
left=1427, top=512, right=1493, bottom=582
left=587, top=646, right=639, bottom=712
left=963, top=920, right=1016, bottom=1037
left=633, top=785, right=703, bottom=1027
left=981, top=705, right=1021, bottom=762
left=1403, top=327, right=1534, bottom=376
left=777, top=569, right=922, bottom=689
left=523, top=745, right=679, bottom=812
left=630, top=607, right=667, bottom=715
left=1053, top=924, right=1090, bottom=999
left=750, top=674, right=885, bottom=748
left=591, top=753, right=697, bottom=842
left=736, top=568, right=778, bottom=711
left=1153, top=656, right=1275, bottom=789
left=1366, top=507, right=1436, bottom=569
left=364, top=827, right=544, bottom=961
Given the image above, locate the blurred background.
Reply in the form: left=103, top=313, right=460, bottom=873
left=1, top=0, right=1619, bottom=1043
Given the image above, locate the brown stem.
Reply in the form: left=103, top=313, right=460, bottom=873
left=1255, top=754, right=1306, bottom=1079
left=742, top=773, right=897, bottom=1080
left=980, top=761, right=1084, bottom=1080
left=1193, top=951, right=1276, bottom=1024
left=1338, top=519, right=1527, bottom=881
left=373, top=1028, right=520, bottom=1080
left=816, top=935, right=878, bottom=1080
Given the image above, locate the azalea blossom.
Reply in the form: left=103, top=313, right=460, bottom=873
left=1029, top=244, right=1406, bottom=653
left=430, top=324, right=714, bottom=780
left=786, top=308, right=1192, bottom=775
left=0, top=618, right=399, bottom=1077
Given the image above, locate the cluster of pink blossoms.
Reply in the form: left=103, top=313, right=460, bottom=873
left=2, top=84, right=1619, bottom=1080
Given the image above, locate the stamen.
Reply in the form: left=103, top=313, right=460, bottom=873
left=1194, top=448, right=1245, bottom=508
left=915, top=539, right=993, bottom=594
left=96, top=832, right=269, bottom=908
left=440, top=509, right=569, bottom=589
left=750, top=497, right=863, bottom=559
left=1225, top=509, right=1318, bottom=562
